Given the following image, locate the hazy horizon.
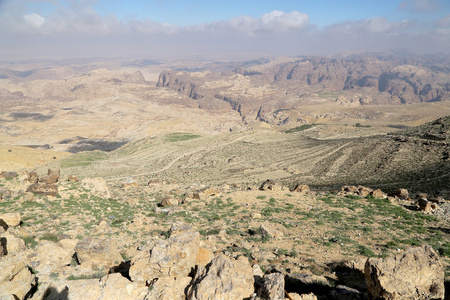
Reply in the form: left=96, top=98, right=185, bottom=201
left=0, top=0, right=449, bottom=60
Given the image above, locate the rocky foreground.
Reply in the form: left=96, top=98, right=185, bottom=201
left=0, top=170, right=449, bottom=299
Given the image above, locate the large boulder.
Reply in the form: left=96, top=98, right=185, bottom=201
left=0, top=213, right=21, bottom=230
left=259, top=273, right=285, bottom=300
left=39, top=169, right=60, bottom=184
left=0, top=232, right=27, bottom=255
left=0, top=257, right=36, bottom=300
left=129, top=223, right=200, bottom=285
left=145, top=276, right=192, bottom=300
left=364, top=245, right=444, bottom=299
left=260, top=179, right=285, bottom=191
left=74, top=237, right=123, bottom=270
left=186, top=255, right=254, bottom=300
left=26, top=183, right=58, bottom=196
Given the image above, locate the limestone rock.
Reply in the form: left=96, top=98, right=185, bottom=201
left=122, top=176, right=138, bottom=188
left=129, top=226, right=200, bottom=285
left=99, top=273, right=149, bottom=300
left=259, top=273, right=285, bottom=300
left=160, top=197, right=179, bottom=207
left=0, top=257, right=36, bottom=300
left=1, top=172, right=18, bottom=179
left=389, top=188, right=409, bottom=200
left=330, top=285, right=361, bottom=300
left=67, top=175, right=80, bottom=182
left=291, top=184, right=310, bottom=193
left=26, top=183, right=58, bottom=196
left=260, top=224, right=284, bottom=239
left=0, top=213, right=21, bottom=230
left=288, top=293, right=318, bottom=300
left=1, top=232, right=26, bottom=254
left=364, top=245, right=444, bottom=299
left=187, top=255, right=254, bottom=300
left=371, top=189, right=386, bottom=199
left=81, top=178, right=111, bottom=199
left=26, top=171, right=38, bottom=184
left=74, top=237, right=123, bottom=270
left=357, top=186, right=373, bottom=197
left=260, top=179, right=285, bottom=191
left=145, top=276, right=192, bottom=300
left=39, top=169, right=60, bottom=184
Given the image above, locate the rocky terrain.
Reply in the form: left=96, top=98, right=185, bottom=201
left=0, top=53, right=450, bottom=299
left=0, top=169, right=449, bottom=299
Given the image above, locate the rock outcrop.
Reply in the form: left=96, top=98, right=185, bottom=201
left=364, top=245, right=445, bottom=299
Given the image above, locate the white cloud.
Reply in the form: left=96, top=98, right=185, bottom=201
left=437, top=14, right=450, bottom=27
left=399, top=0, right=440, bottom=12
left=23, top=13, right=46, bottom=27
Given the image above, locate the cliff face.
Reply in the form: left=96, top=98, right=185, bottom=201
left=156, top=53, right=450, bottom=123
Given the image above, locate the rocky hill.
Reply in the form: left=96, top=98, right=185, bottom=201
left=157, top=53, right=450, bottom=124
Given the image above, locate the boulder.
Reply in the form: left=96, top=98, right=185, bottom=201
left=330, top=285, right=361, bottom=300
left=0, top=257, right=36, bottom=300
left=1, top=172, right=18, bottom=179
left=371, top=189, right=386, bottom=199
left=187, top=255, right=254, bottom=300
left=67, top=175, right=80, bottom=182
left=160, top=197, right=179, bottom=207
left=129, top=224, right=200, bottom=285
left=0, top=213, right=21, bottom=230
left=39, top=169, right=60, bottom=184
left=196, top=247, right=214, bottom=267
left=260, top=224, right=284, bottom=239
left=259, top=273, right=285, bottom=300
left=145, top=276, right=192, bottom=300
left=260, top=179, right=285, bottom=191
left=357, top=186, right=373, bottom=197
left=0, top=232, right=26, bottom=254
left=74, top=237, right=123, bottom=270
left=418, top=198, right=432, bottom=212
left=364, top=245, right=444, bottom=299
left=389, top=188, right=409, bottom=200
left=288, top=293, right=318, bottom=300
left=291, top=184, right=310, bottom=193
left=26, top=171, right=38, bottom=184
left=121, top=176, right=138, bottom=188
left=341, top=186, right=358, bottom=194
left=26, top=183, right=58, bottom=196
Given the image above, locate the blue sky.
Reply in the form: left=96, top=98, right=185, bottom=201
left=0, top=0, right=449, bottom=59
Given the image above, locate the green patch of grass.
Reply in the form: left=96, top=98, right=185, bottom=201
left=357, top=245, right=376, bottom=257
left=60, top=151, right=107, bottom=168
left=256, top=195, right=266, bottom=200
left=285, top=124, right=315, bottom=133
left=66, top=271, right=106, bottom=280
left=39, top=232, right=59, bottom=243
left=21, top=236, right=38, bottom=249
left=164, top=132, right=201, bottom=142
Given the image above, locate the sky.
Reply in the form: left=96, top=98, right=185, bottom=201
left=0, top=0, right=449, bottom=60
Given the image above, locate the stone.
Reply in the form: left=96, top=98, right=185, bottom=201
left=291, top=184, right=310, bottom=193
left=22, top=192, right=34, bottom=201
left=31, top=242, right=73, bottom=272
left=364, top=245, right=444, bottom=300
left=26, top=171, right=38, bottom=184
left=129, top=225, right=200, bottom=285
left=145, top=276, right=192, bottom=300
left=99, top=273, right=149, bottom=300
left=39, top=169, right=60, bottom=184
left=357, top=186, right=373, bottom=197
left=0, top=257, right=36, bottom=300
left=371, top=189, right=386, bottom=199
left=418, top=198, right=432, bottom=212
left=259, top=273, right=285, bottom=300
left=81, top=178, right=111, bottom=199
left=160, top=197, right=179, bottom=207
left=288, top=293, right=318, bottom=300
left=341, top=185, right=358, bottom=194
left=389, top=188, right=409, bottom=200
left=0, top=213, right=21, bottom=230
left=260, top=224, right=284, bottom=239
left=260, top=179, right=285, bottom=191
left=26, top=183, right=58, bottom=196
left=122, top=176, right=138, bottom=188
left=74, top=237, right=123, bottom=270
left=0, top=232, right=26, bottom=254
left=67, top=175, right=80, bottom=182
left=187, top=255, right=254, bottom=300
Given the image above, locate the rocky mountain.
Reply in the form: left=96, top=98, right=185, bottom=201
left=157, top=53, right=450, bottom=123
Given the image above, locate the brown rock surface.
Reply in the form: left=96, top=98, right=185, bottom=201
left=364, top=245, right=445, bottom=299
left=187, top=254, right=254, bottom=300
left=0, top=213, right=21, bottom=230
left=74, top=237, right=123, bottom=270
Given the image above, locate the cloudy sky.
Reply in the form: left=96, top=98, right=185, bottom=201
left=1, top=0, right=449, bottom=60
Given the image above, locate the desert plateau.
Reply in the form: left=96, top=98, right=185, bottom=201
left=0, top=50, right=449, bottom=300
